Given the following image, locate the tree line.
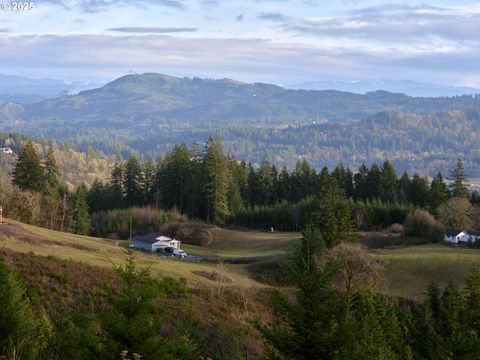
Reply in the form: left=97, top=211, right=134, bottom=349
left=3, top=137, right=477, bottom=235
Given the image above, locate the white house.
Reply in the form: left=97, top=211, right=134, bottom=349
left=0, top=147, right=13, bottom=155
left=444, top=228, right=480, bottom=244
left=132, top=233, right=181, bottom=252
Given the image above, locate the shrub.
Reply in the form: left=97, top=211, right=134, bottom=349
left=387, top=223, right=404, bottom=234
left=404, top=209, right=444, bottom=243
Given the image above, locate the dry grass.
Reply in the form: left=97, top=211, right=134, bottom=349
left=1, top=219, right=265, bottom=289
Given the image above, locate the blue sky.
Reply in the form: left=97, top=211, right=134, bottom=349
left=0, top=0, right=479, bottom=86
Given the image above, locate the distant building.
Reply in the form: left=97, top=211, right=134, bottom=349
left=0, top=147, right=13, bottom=155
left=444, top=227, right=480, bottom=244
left=132, top=233, right=181, bottom=252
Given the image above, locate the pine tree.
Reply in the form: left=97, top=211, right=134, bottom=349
left=449, top=159, right=469, bottom=198
left=142, top=157, right=156, bottom=206
left=0, top=255, right=39, bottom=359
left=380, top=160, right=398, bottom=203
left=109, top=155, right=125, bottom=209
left=430, top=172, right=448, bottom=213
left=124, top=156, right=144, bottom=208
left=203, top=138, right=229, bottom=224
left=354, top=164, right=369, bottom=200
left=44, top=143, right=60, bottom=193
left=409, top=173, right=430, bottom=207
left=72, top=184, right=90, bottom=235
left=310, top=177, right=355, bottom=248
left=398, top=171, right=411, bottom=204
left=12, top=141, right=44, bottom=192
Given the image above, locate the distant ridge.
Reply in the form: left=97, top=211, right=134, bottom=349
left=287, top=79, right=480, bottom=97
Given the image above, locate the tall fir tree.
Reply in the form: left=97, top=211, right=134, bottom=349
left=12, top=141, right=44, bottom=192
left=72, top=183, right=90, bottom=235
left=430, top=172, right=448, bottom=213
left=124, top=156, right=144, bottom=208
left=380, top=160, right=398, bottom=203
left=449, top=159, right=469, bottom=198
left=109, top=155, right=125, bottom=209
left=0, top=255, right=41, bottom=360
left=203, top=137, right=229, bottom=224
left=310, top=177, right=355, bottom=248
left=44, top=143, right=60, bottom=194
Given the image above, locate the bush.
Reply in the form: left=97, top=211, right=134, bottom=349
left=387, top=223, right=404, bottom=234
left=404, top=209, right=444, bottom=243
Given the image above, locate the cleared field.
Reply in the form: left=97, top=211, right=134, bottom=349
left=0, top=220, right=266, bottom=288
left=185, top=228, right=300, bottom=258
left=377, top=244, right=480, bottom=298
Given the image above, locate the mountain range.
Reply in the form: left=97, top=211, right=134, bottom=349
left=287, top=79, right=480, bottom=97
left=1, top=72, right=480, bottom=176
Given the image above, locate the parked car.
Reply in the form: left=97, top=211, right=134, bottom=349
left=173, top=249, right=188, bottom=258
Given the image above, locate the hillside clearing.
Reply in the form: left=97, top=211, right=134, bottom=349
left=0, top=220, right=265, bottom=288
left=377, top=244, right=480, bottom=298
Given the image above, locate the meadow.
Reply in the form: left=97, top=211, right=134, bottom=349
left=3, top=219, right=480, bottom=298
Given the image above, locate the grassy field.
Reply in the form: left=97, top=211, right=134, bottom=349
left=1, top=220, right=299, bottom=288
left=0, top=220, right=270, bottom=288
left=184, top=228, right=299, bottom=258
left=377, top=244, right=480, bottom=298
left=6, top=219, right=480, bottom=298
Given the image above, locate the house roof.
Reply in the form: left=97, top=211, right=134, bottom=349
left=467, top=230, right=480, bottom=237
left=445, top=227, right=463, bottom=237
left=156, top=236, right=172, bottom=242
left=132, top=233, right=159, bottom=244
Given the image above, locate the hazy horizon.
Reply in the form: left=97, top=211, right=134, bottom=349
left=0, top=0, right=479, bottom=88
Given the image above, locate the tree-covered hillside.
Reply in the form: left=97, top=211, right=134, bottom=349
left=2, top=73, right=480, bottom=175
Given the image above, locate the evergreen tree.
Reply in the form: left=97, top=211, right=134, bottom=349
left=259, top=227, right=337, bottom=360
left=44, top=143, right=60, bottom=193
left=203, top=137, right=229, bottom=224
left=109, top=155, right=125, bottom=209
left=124, top=156, right=144, bottom=208
left=12, top=141, right=44, bottom=192
left=310, top=177, right=354, bottom=248
left=159, top=144, right=192, bottom=213
left=449, top=159, right=469, bottom=198
left=398, top=171, right=411, bottom=204
left=366, top=163, right=382, bottom=199
left=72, top=183, right=90, bottom=235
left=380, top=160, right=398, bottom=203
left=430, top=172, right=448, bottom=213
left=0, top=255, right=42, bottom=360
left=142, top=157, right=156, bottom=206
left=354, top=164, right=369, bottom=200
left=87, top=180, right=109, bottom=214
left=409, top=173, right=430, bottom=207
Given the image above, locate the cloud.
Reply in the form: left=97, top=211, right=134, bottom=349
left=257, top=12, right=289, bottom=22
left=0, top=33, right=479, bottom=86
left=285, top=4, right=480, bottom=45
left=107, top=27, right=197, bottom=33
left=38, top=0, right=186, bottom=12
left=0, top=29, right=9, bottom=33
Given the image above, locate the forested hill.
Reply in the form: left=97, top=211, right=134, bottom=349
left=2, top=73, right=480, bottom=175
left=5, top=73, right=480, bottom=124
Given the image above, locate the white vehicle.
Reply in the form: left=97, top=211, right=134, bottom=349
left=173, top=249, right=187, bottom=258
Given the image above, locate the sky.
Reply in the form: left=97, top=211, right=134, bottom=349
left=0, top=0, right=479, bottom=86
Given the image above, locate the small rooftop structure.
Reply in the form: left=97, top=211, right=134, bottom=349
left=0, top=147, right=13, bottom=155
left=132, top=233, right=181, bottom=252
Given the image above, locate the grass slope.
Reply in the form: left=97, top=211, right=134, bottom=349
left=1, top=220, right=265, bottom=288
left=184, top=228, right=299, bottom=258
left=378, top=244, right=480, bottom=298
